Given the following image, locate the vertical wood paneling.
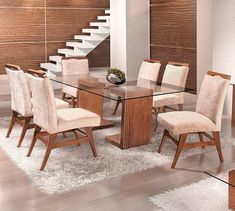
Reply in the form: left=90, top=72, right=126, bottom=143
left=150, top=0, right=197, bottom=90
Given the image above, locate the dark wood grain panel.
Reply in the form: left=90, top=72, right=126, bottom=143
left=0, top=8, right=45, bottom=42
left=0, top=0, right=44, bottom=7
left=150, top=0, right=196, bottom=48
left=46, top=0, right=109, bottom=8
left=46, top=9, right=105, bottom=41
left=88, top=39, right=110, bottom=67
left=0, top=43, right=45, bottom=74
left=151, top=45, right=196, bottom=90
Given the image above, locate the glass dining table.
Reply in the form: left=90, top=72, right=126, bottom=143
left=49, top=72, right=194, bottom=150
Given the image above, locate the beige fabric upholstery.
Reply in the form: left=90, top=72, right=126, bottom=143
left=153, top=94, right=181, bottom=108
left=138, top=61, right=161, bottom=82
left=158, top=111, right=216, bottom=135
left=153, top=64, right=189, bottom=108
left=196, top=75, right=228, bottom=131
left=6, top=68, right=32, bottom=117
left=57, top=108, right=100, bottom=132
left=29, top=75, right=101, bottom=134
left=62, top=58, right=89, bottom=97
left=55, top=98, right=70, bottom=109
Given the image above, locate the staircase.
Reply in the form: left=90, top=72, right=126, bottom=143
left=40, top=9, right=110, bottom=76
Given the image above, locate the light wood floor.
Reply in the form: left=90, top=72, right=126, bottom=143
left=0, top=93, right=235, bottom=211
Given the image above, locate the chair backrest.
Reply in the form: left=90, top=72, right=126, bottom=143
left=196, top=71, right=231, bottom=131
left=62, top=57, right=89, bottom=76
left=138, top=59, right=161, bottom=82
left=5, top=64, right=32, bottom=117
left=162, top=62, right=189, bottom=87
left=28, top=70, right=57, bottom=133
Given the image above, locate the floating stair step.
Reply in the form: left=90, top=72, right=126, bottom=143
left=90, top=22, right=110, bottom=27
left=98, top=16, right=110, bottom=20
left=40, top=63, right=58, bottom=72
left=58, top=48, right=86, bottom=56
left=66, top=41, right=94, bottom=48
left=49, top=55, right=63, bottom=63
left=82, top=28, right=109, bottom=34
left=74, top=35, right=104, bottom=41
left=105, top=10, right=110, bottom=14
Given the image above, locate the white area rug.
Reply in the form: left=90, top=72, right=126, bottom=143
left=150, top=174, right=229, bottom=211
left=0, top=116, right=233, bottom=194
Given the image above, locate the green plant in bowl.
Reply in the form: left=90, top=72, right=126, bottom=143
left=106, top=68, right=126, bottom=85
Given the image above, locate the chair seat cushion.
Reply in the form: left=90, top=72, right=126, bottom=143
left=55, top=98, right=69, bottom=109
left=153, top=94, right=181, bottom=108
left=63, top=86, right=77, bottom=98
left=56, top=108, right=101, bottom=132
left=158, top=111, right=216, bottom=135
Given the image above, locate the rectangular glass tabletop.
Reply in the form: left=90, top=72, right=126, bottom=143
left=49, top=72, right=195, bottom=101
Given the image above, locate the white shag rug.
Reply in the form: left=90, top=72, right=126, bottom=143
left=0, top=116, right=233, bottom=194
left=150, top=173, right=229, bottom=211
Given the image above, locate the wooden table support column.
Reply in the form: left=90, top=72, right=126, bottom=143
left=229, top=170, right=235, bottom=210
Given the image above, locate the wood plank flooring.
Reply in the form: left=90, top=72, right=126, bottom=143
left=0, top=92, right=235, bottom=211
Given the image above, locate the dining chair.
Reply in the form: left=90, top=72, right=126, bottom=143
left=112, top=59, right=161, bottom=115
left=153, top=62, right=189, bottom=130
left=61, top=57, right=89, bottom=107
left=27, top=70, right=101, bottom=171
left=5, top=64, right=69, bottom=147
left=157, top=71, right=231, bottom=168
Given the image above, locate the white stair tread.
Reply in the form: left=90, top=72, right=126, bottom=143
left=98, top=16, right=110, bottom=20
left=82, top=28, right=110, bottom=34
left=105, top=10, right=110, bottom=14
left=66, top=41, right=94, bottom=48
left=40, top=63, right=60, bottom=72
left=58, top=48, right=86, bottom=56
left=49, top=55, right=63, bottom=63
left=90, top=22, right=110, bottom=27
left=74, top=35, right=104, bottom=41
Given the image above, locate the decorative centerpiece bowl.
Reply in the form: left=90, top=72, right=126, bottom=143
left=106, top=68, right=126, bottom=85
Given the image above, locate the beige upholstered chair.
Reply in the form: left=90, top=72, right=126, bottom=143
left=112, top=59, right=161, bottom=115
left=153, top=62, right=189, bottom=129
left=27, top=71, right=101, bottom=171
left=5, top=65, right=69, bottom=148
left=157, top=71, right=231, bottom=168
left=62, top=57, right=89, bottom=107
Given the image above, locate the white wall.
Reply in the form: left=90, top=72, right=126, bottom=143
left=213, top=0, right=235, bottom=117
left=110, top=0, right=150, bottom=77
left=197, top=0, right=213, bottom=91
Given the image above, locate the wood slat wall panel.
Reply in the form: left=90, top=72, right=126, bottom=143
left=151, top=45, right=196, bottom=89
left=46, top=9, right=104, bottom=41
left=150, top=0, right=197, bottom=90
left=0, top=43, right=45, bottom=72
left=0, top=0, right=44, bottom=7
left=47, top=0, right=109, bottom=8
left=0, top=8, right=45, bottom=42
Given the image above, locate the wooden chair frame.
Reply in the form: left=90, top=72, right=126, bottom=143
left=61, top=56, right=88, bottom=108
left=158, top=71, right=231, bottom=168
left=27, top=70, right=97, bottom=171
left=112, top=58, right=161, bottom=115
left=5, top=64, right=35, bottom=147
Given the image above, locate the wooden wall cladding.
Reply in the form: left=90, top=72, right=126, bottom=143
left=150, top=0, right=197, bottom=90
left=0, top=0, right=110, bottom=74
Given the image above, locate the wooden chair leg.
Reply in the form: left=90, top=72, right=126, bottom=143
left=6, top=111, right=18, bottom=138
left=113, top=97, right=121, bottom=115
left=40, top=133, right=57, bottom=171
left=17, top=117, right=32, bottom=147
left=73, top=130, right=80, bottom=146
left=178, top=104, right=183, bottom=111
left=27, top=126, right=41, bottom=157
left=158, top=130, right=168, bottom=153
left=154, top=107, right=160, bottom=131
left=62, top=93, right=66, bottom=101
left=71, top=96, right=76, bottom=108
left=212, top=131, right=224, bottom=163
left=198, top=132, right=205, bottom=149
left=85, top=128, right=97, bottom=157
left=171, top=134, right=188, bottom=169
